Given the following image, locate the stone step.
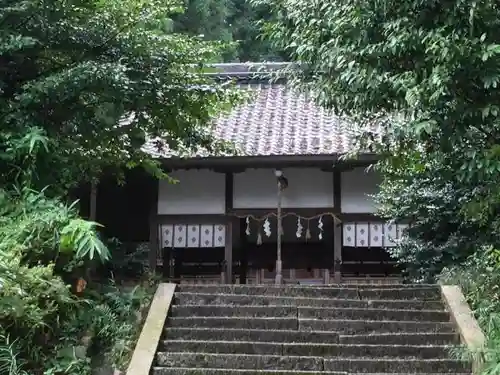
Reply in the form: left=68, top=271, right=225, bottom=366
left=339, top=332, right=460, bottom=345
left=323, top=358, right=470, bottom=373
left=298, top=307, right=449, bottom=322
left=170, top=305, right=449, bottom=322
left=176, top=285, right=359, bottom=299
left=151, top=368, right=346, bottom=375
left=176, top=284, right=441, bottom=290
left=358, top=287, right=442, bottom=300
left=170, top=305, right=296, bottom=318
left=299, top=319, right=456, bottom=334
left=176, top=285, right=441, bottom=300
left=160, top=340, right=453, bottom=358
left=315, top=283, right=439, bottom=288
left=167, top=317, right=456, bottom=333
left=168, top=317, right=298, bottom=330
left=164, top=327, right=458, bottom=345
left=155, top=352, right=324, bottom=371
left=164, top=327, right=340, bottom=343
left=151, top=372, right=470, bottom=375
left=155, top=353, right=468, bottom=373
left=174, top=292, right=445, bottom=310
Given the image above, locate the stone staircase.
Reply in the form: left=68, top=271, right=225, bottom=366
left=150, top=284, right=471, bottom=375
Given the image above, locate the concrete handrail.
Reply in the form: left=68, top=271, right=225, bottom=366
left=440, top=285, right=486, bottom=375
left=126, top=283, right=176, bottom=375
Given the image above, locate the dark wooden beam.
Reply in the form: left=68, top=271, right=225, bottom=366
left=338, top=213, right=385, bottom=222
left=212, top=167, right=246, bottom=174
left=156, top=214, right=228, bottom=225
left=160, top=154, right=379, bottom=170
left=225, top=172, right=233, bottom=213
left=224, top=219, right=233, bottom=284
left=333, top=169, right=341, bottom=214
left=320, top=166, right=334, bottom=172
left=228, top=207, right=337, bottom=217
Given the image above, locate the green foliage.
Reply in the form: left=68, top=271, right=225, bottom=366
left=0, top=229, right=154, bottom=375
left=371, top=151, right=493, bottom=281
left=0, top=186, right=113, bottom=374
left=261, top=1, right=500, bottom=373
left=0, top=334, right=29, bottom=375
left=60, top=219, right=109, bottom=261
left=84, top=282, right=155, bottom=371
left=174, top=0, right=286, bottom=62
left=0, top=187, right=109, bottom=267
left=0, top=0, right=240, bottom=372
left=258, top=0, right=500, bottom=278
left=0, top=0, right=241, bottom=192
left=103, top=240, right=150, bottom=280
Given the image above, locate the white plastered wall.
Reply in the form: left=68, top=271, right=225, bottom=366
left=157, top=169, right=225, bottom=215
left=341, top=167, right=380, bottom=213
left=233, top=168, right=334, bottom=209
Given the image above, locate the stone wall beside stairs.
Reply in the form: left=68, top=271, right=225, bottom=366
left=127, top=283, right=481, bottom=375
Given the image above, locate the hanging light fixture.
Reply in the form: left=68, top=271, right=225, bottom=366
left=274, top=169, right=289, bottom=190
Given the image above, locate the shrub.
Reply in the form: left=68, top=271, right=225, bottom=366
left=0, top=186, right=155, bottom=375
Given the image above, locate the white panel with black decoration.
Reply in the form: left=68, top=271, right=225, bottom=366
left=341, top=221, right=407, bottom=248
left=355, top=223, right=369, bottom=247
left=200, top=225, right=214, bottom=248
left=161, top=223, right=228, bottom=248
left=174, top=225, right=187, bottom=247
left=187, top=224, right=200, bottom=248
left=214, top=224, right=226, bottom=247
left=161, top=224, right=174, bottom=248
left=369, top=223, right=383, bottom=247
left=342, top=222, right=355, bottom=247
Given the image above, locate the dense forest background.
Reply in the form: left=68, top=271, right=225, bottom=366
left=172, top=0, right=284, bottom=61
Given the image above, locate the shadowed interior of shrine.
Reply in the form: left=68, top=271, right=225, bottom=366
left=161, top=215, right=401, bottom=284
left=76, top=166, right=405, bottom=284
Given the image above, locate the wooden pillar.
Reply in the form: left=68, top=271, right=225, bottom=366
left=333, top=169, right=342, bottom=283
left=323, top=269, right=330, bottom=284
left=148, top=212, right=159, bottom=272
left=224, top=219, right=233, bottom=284
left=333, top=222, right=342, bottom=283
left=239, top=217, right=248, bottom=284
left=89, top=181, right=98, bottom=221
left=148, top=176, right=160, bottom=272
left=162, top=247, right=171, bottom=279
left=224, top=172, right=234, bottom=284
left=225, top=172, right=233, bottom=212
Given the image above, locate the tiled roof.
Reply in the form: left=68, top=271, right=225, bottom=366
left=141, top=63, right=364, bottom=159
